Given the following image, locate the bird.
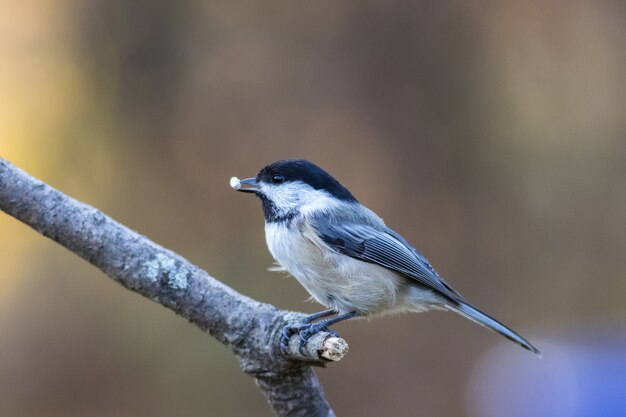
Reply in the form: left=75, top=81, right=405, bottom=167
left=231, top=159, right=539, bottom=355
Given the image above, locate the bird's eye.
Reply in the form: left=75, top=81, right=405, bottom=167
left=271, top=175, right=285, bottom=184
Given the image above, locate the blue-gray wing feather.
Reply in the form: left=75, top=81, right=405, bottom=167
left=312, top=220, right=464, bottom=301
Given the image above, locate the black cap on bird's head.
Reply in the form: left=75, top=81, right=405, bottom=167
left=234, top=159, right=357, bottom=203
left=233, top=159, right=357, bottom=223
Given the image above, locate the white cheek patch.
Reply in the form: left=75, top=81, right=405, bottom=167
left=261, top=182, right=337, bottom=213
left=299, top=191, right=343, bottom=215
left=261, top=182, right=309, bottom=211
left=258, top=181, right=345, bottom=221
left=230, top=177, right=242, bottom=190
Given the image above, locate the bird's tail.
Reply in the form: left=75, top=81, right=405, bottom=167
left=447, top=300, right=540, bottom=356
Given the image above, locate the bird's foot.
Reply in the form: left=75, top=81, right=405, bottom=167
left=280, top=319, right=341, bottom=355
left=280, top=310, right=338, bottom=355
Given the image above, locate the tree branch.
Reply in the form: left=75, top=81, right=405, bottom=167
left=0, top=157, right=348, bottom=417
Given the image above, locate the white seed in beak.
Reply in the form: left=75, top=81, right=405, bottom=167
left=230, top=177, right=242, bottom=190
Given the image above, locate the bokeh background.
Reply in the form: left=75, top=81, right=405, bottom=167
left=2, top=1, right=625, bottom=416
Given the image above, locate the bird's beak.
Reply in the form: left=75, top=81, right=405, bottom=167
left=233, top=177, right=259, bottom=194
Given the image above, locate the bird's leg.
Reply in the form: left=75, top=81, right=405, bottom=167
left=296, top=311, right=357, bottom=354
left=280, top=309, right=337, bottom=354
left=303, top=309, right=338, bottom=322
left=281, top=310, right=357, bottom=355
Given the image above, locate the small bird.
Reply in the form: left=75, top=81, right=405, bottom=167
left=232, top=159, right=539, bottom=355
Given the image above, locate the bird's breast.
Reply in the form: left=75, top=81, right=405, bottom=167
left=264, top=221, right=326, bottom=280
left=264, top=220, right=405, bottom=315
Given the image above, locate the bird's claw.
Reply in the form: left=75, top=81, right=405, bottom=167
left=280, top=320, right=340, bottom=356
left=280, top=322, right=299, bottom=354
left=296, top=322, right=339, bottom=354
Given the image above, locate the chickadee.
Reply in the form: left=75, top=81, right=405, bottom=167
left=232, top=159, right=539, bottom=355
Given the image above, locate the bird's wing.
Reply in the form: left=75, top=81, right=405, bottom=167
left=311, top=219, right=464, bottom=301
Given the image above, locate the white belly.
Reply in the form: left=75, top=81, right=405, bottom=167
left=265, top=221, right=421, bottom=315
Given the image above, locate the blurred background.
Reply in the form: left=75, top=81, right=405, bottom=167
left=1, top=1, right=625, bottom=416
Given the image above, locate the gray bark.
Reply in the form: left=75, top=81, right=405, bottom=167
left=0, top=157, right=346, bottom=417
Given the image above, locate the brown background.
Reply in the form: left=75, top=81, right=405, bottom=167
left=1, top=1, right=625, bottom=416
